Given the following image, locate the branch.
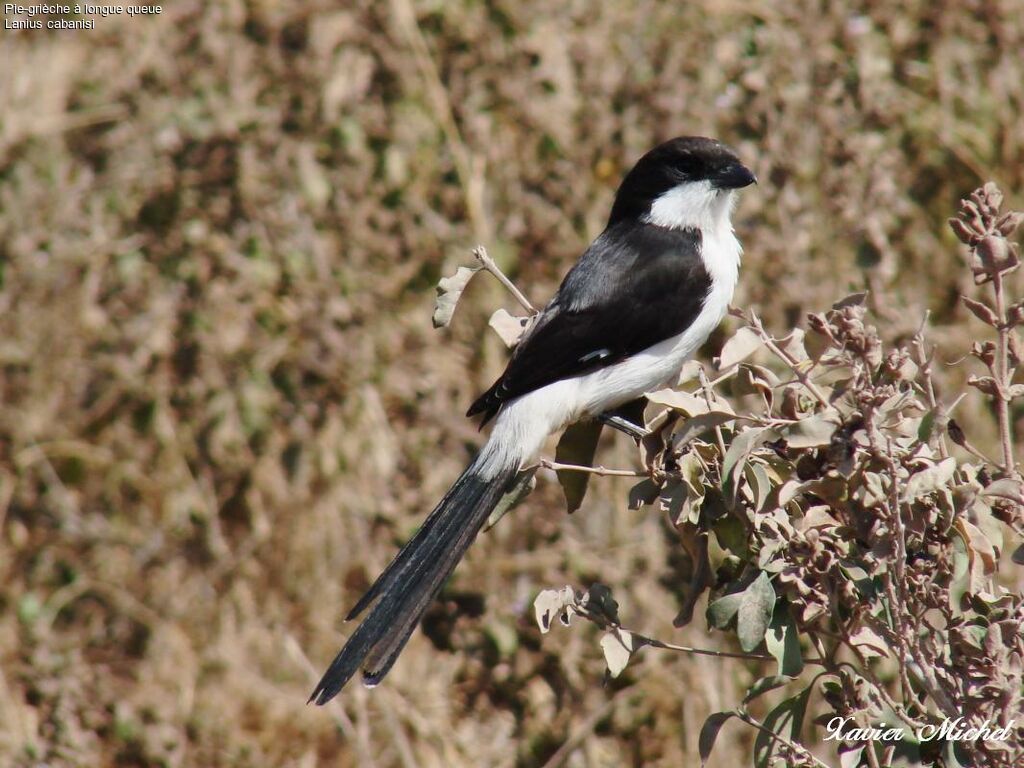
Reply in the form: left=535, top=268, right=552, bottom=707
left=637, top=633, right=775, bottom=662
left=698, top=367, right=728, bottom=456
left=473, top=245, right=537, bottom=314
left=733, top=710, right=835, bottom=768
left=911, top=314, right=950, bottom=460
left=990, top=267, right=1017, bottom=474
left=538, top=458, right=644, bottom=477
left=747, top=311, right=832, bottom=409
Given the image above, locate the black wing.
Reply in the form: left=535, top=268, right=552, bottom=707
left=467, top=222, right=712, bottom=423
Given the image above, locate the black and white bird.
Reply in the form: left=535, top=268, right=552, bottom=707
left=309, top=136, right=756, bottom=704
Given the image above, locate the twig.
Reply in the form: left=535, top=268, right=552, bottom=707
left=835, top=656, right=929, bottom=731
left=911, top=313, right=949, bottom=459
left=879, top=446, right=959, bottom=718
left=538, top=458, right=644, bottom=477
left=472, top=245, right=537, bottom=314
left=990, top=268, right=1017, bottom=475
left=734, top=710, right=835, bottom=768
left=637, top=633, right=774, bottom=663
left=956, top=434, right=999, bottom=466
left=863, top=731, right=883, bottom=768
left=748, top=311, right=832, bottom=408
left=698, top=367, right=728, bottom=456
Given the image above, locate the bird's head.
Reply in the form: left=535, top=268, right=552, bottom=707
left=608, top=136, right=755, bottom=230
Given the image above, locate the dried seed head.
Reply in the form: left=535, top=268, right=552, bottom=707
left=967, top=375, right=999, bottom=397
left=949, top=217, right=979, bottom=245
left=997, top=211, right=1024, bottom=237
left=981, top=181, right=1003, bottom=213
left=1007, top=302, right=1024, bottom=329
left=970, top=340, right=997, bottom=368
left=1009, top=332, right=1023, bottom=366
left=977, top=236, right=1012, bottom=270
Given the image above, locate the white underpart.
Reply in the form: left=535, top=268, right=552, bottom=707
left=478, top=181, right=742, bottom=479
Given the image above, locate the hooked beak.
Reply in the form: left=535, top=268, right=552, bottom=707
left=713, top=163, right=757, bottom=190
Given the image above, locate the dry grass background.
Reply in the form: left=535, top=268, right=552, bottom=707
left=0, top=0, right=1022, bottom=766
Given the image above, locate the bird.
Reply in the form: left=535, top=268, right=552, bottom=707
left=309, top=136, right=756, bottom=704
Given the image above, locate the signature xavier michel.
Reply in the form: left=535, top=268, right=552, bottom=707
left=825, top=717, right=1017, bottom=744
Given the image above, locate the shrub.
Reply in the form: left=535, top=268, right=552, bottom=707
left=447, top=185, right=1024, bottom=767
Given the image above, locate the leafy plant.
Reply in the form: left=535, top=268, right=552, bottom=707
left=447, top=185, right=1023, bottom=767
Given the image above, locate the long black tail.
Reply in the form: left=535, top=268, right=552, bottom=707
left=308, top=455, right=517, bottom=704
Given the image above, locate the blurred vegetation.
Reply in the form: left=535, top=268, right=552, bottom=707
left=0, top=1, right=1021, bottom=766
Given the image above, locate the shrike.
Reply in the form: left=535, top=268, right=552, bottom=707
left=310, top=136, right=755, bottom=704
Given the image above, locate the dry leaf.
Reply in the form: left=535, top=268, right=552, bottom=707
left=488, top=308, right=531, bottom=347
left=533, top=586, right=577, bottom=633
left=717, top=327, right=763, bottom=369
left=432, top=265, right=480, bottom=328
left=600, top=628, right=636, bottom=677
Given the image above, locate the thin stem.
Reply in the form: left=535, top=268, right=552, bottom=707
left=473, top=245, right=537, bottom=314
left=698, top=367, right=728, bottom=456
left=863, top=735, right=883, bottom=768
left=911, top=314, right=949, bottom=459
left=748, top=311, right=831, bottom=408
left=835, top=656, right=929, bottom=731
left=636, top=633, right=774, bottom=662
left=879, top=443, right=920, bottom=710
left=957, top=435, right=999, bottom=466
left=991, top=270, right=1016, bottom=474
left=538, top=458, right=644, bottom=477
left=734, top=711, right=835, bottom=768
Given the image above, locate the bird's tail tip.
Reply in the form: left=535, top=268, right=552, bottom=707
left=307, top=451, right=520, bottom=704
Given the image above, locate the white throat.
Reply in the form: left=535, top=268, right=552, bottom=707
left=643, top=180, right=734, bottom=231
left=643, top=180, right=742, bottom=285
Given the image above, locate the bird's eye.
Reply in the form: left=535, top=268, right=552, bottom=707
left=668, top=165, right=692, bottom=182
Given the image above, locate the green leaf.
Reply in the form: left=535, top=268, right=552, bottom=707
left=646, top=388, right=713, bottom=415
left=917, top=409, right=937, bottom=443
left=833, top=291, right=867, bottom=309
left=737, top=572, right=776, bottom=652
left=707, top=592, right=743, bottom=630
left=722, top=427, right=777, bottom=496
left=781, top=410, right=840, bottom=448
left=554, top=420, right=604, bottom=513
left=766, top=605, right=804, bottom=677
left=753, top=685, right=813, bottom=768
left=671, top=410, right=737, bottom=451
left=744, top=461, right=773, bottom=511
left=698, top=711, right=736, bottom=766
left=743, top=675, right=791, bottom=704
left=670, top=452, right=708, bottom=525
left=627, top=478, right=661, bottom=509
left=713, top=512, right=748, bottom=557
left=903, top=457, right=957, bottom=501
left=17, top=593, right=41, bottom=625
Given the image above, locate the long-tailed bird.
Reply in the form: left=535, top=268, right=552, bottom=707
left=309, top=136, right=755, bottom=704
